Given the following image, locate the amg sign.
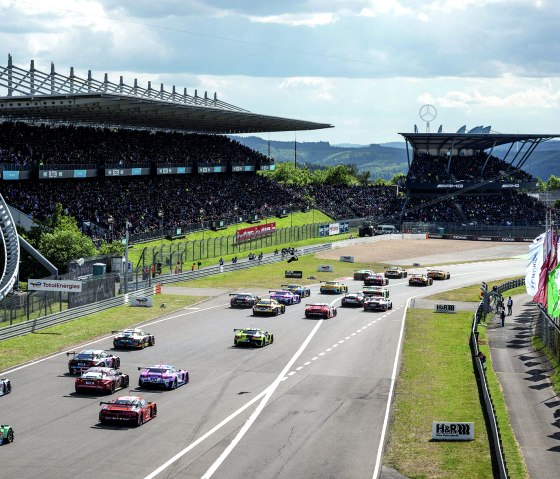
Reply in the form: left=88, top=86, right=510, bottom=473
left=432, top=422, right=474, bottom=441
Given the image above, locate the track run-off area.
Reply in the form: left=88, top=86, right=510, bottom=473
left=0, top=250, right=526, bottom=479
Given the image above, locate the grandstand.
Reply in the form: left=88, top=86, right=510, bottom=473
left=398, top=129, right=559, bottom=232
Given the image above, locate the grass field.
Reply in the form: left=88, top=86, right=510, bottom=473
left=0, top=294, right=203, bottom=372
left=427, top=276, right=526, bottom=302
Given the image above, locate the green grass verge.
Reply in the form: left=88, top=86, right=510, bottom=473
left=127, top=209, right=333, bottom=266
left=384, top=309, right=494, bottom=478
left=427, top=277, right=525, bottom=302
left=170, top=254, right=388, bottom=290
left=531, top=337, right=560, bottom=395
left=0, top=294, right=203, bottom=372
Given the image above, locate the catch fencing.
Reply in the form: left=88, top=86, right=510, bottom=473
left=0, top=243, right=331, bottom=341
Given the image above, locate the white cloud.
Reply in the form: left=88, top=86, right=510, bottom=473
left=246, top=12, right=337, bottom=27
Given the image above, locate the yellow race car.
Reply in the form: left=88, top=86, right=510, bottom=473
left=252, top=299, right=286, bottom=316
left=320, top=281, right=349, bottom=294
left=427, top=269, right=451, bottom=280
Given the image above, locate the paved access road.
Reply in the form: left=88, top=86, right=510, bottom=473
left=0, top=258, right=525, bottom=479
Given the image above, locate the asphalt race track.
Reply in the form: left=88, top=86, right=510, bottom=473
left=0, top=257, right=525, bottom=479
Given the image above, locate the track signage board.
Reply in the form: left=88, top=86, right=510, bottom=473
left=28, top=279, right=82, bottom=292
left=434, top=304, right=455, bottom=313
left=432, top=421, right=474, bottom=441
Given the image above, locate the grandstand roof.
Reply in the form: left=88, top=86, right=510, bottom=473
left=399, top=132, right=560, bottom=152
left=0, top=56, right=333, bottom=134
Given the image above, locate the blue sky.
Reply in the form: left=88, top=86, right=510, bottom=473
left=1, top=0, right=560, bottom=145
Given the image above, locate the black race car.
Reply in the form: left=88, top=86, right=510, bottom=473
left=230, top=293, right=261, bottom=308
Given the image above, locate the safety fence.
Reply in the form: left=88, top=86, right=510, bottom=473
left=0, top=243, right=331, bottom=341
left=471, top=277, right=524, bottom=479
left=536, top=306, right=560, bottom=363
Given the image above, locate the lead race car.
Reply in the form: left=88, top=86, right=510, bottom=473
left=75, top=367, right=130, bottom=395
left=0, top=378, right=11, bottom=397
left=0, top=425, right=14, bottom=444
left=138, top=364, right=189, bottom=389
left=67, top=350, right=121, bottom=375
left=427, top=269, right=451, bottom=280
left=112, top=328, right=155, bottom=349
left=234, top=328, right=274, bottom=347
left=99, top=396, right=157, bottom=427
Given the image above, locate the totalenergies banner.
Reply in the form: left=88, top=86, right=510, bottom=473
left=236, top=222, right=276, bottom=243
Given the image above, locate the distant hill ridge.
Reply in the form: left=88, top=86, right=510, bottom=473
left=232, top=136, right=560, bottom=181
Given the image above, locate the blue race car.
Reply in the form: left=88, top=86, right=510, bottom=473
left=269, top=290, right=301, bottom=305
left=281, top=284, right=311, bottom=298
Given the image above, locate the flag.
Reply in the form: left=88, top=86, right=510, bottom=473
left=526, top=232, right=545, bottom=296
left=534, top=228, right=557, bottom=306
left=547, top=264, right=560, bottom=318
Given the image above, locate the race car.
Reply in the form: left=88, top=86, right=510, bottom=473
left=320, top=281, right=348, bottom=294
left=363, top=273, right=389, bottom=286
left=384, top=266, right=408, bottom=279
left=353, top=269, right=375, bottom=281
left=229, top=293, right=261, bottom=308
left=427, top=269, right=451, bottom=280
left=99, top=396, right=157, bottom=427
left=305, top=303, right=337, bottom=319
left=112, top=328, right=155, bottom=349
left=408, top=274, right=434, bottom=286
left=138, top=364, right=189, bottom=389
left=364, top=297, right=393, bottom=312
left=269, top=290, right=301, bottom=305
left=0, top=425, right=14, bottom=445
left=281, top=284, right=311, bottom=298
left=252, top=299, right=286, bottom=316
left=75, top=367, right=130, bottom=395
left=67, top=350, right=121, bottom=375
left=341, top=292, right=365, bottom=307
left=234, top=328, right=274, bottom=347
left=0, top=378, right=11, bottom=397
left=362, top=286, right=390, bottom=298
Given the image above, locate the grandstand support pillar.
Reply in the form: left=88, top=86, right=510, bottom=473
left=7, top=53, right=13, bottom=97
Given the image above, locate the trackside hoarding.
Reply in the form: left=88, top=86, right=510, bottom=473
left=28, top=279, right=83, bottom=292
left=236, top=222, right=276, bottom=243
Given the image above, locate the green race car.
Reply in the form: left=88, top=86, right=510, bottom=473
left=0, top=425, right=14, bottom=445
left=234, top=328, right=274, bottom=348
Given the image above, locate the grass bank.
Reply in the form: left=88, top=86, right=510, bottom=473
left=531, top=337, right=560, bottom=395
left=427, top=276, right=526, bottom=302
left=0, top=294, right=202, bottom=372
left=384, top=309, right=494, bottom=478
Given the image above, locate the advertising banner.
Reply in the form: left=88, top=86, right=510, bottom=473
left=547, top=265, right=560, bottom=318
left=131, top=295, right=154, bottom=308
left=526, top=233, right=545, bottom=296
left=340, top=256, right=355, bottom=263
left=236, top=222, right=276, bottom=243
left=432, top=422, right=474, bottom=441
left=285, top=270, right=303, bottom=279
left=317, top=265, right=334, bottom=272
left=328, top=223, right=340, bottom=236
left=28, top=279, right=82, bottom=292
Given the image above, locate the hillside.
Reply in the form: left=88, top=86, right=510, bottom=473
left=232, top=136, right=560, bottom=181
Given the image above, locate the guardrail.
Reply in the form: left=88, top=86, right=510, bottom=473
left=471, top=277, right=524, bottom=479
left=0, top=243, right=332, bottom=341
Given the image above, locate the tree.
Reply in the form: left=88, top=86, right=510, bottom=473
left=546, top=175, right=560, bottom=191
left=390, top=172, right=407, bottom=185
left=38, top=214, right=97, bottom=273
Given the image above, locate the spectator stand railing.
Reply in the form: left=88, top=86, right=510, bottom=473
left=0, top=243, right=331, bottom=341
left=472, top=278, right=524, bottom=479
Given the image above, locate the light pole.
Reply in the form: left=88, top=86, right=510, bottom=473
left=124, top=220, right=130, bottom=293
left=107, top=215, right=114, bottom=243
left=199, top=208, right=205, bottom=241
left=234, top=204, right=239, bottom=249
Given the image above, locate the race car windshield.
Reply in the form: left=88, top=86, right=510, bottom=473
left=114, top=399, right=136, bottom=405
left=244, top=330, right=260, bottom=335
left=145, top=368, right=168, bottom=374
left=75, top=353, right=97, bottom=359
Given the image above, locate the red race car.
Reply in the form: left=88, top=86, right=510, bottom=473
left=75, top=367, right=130, bottom=395
left=305, top=303, right=337, bottom=319
left=99, top=396, right=157, bottom=427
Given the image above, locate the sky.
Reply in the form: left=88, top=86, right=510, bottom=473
left=1, top=0, right=560, bottom=145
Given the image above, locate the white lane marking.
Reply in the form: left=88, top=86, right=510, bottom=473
left=304, top=361, right=311, bottom=366
left=332, top=344, right=338, bottom=348
left=1, top=303, right=227, bottom=375
left=288, top=371, right=296, bottom=376
left=338, top=340, right=345, bottom=344
left=311, top=356, right=318, bottom=361
left=345, top=336, right=351, bottom=339
left=326, top=348, right=332, bottom=352
left=351, top=333, right=356, bottom=336
left=319, top=352, right=325, bottom=356
left=356, top=329, right=363, bottom=332
left=296, top=366, right=303, bottom=371
left=372, top=296, right=414, bottom=479
left=281, top=377, right=288, bottom=381
left=200, top=317, right=325, bottom=479
left=144, top=387, right=268, bottom=479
